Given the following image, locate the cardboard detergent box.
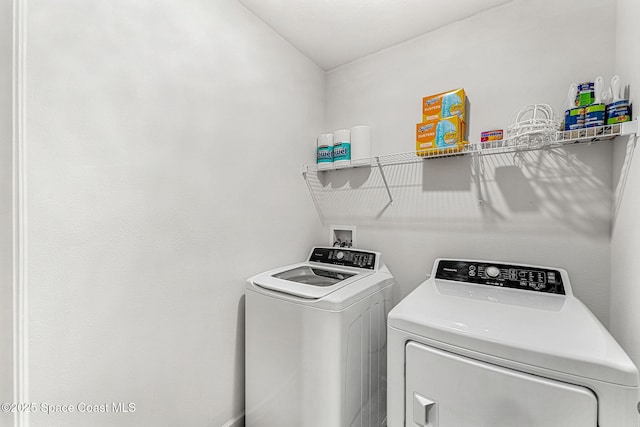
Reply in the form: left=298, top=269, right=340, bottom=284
left=422, top=88, right=467, bottom=123
left=416, top=115, right=467, bottom=157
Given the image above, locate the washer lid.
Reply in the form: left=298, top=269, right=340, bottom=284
left=389, top=278, right=639, bottom=387
left=249, top=262, right=372, bottom=299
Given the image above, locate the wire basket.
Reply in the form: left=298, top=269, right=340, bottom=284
left=506, top=104, right=561, bottom=148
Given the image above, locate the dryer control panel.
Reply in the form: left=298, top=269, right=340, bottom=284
left=435, top=260, right=565, bottom=295
left=309, top=247, right=377, bottom=270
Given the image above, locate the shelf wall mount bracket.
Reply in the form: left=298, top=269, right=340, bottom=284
left=472, top=152, right=484, bottom=206
left=301, top=164, right=324, bottom=222
left=375, top=156, right=394, bottom=206
left=620, top=118, right=640, bottom=137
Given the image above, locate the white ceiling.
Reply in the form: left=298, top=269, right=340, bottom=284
left=238, top=0, right=513, bottom=70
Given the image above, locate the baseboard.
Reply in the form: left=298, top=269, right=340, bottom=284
left=221, top=412, right=245, bottom=427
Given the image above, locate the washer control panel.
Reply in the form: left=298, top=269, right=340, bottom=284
left=309, top=247, right=376, bottom=270
left=435, top=260, right=565, bottom=295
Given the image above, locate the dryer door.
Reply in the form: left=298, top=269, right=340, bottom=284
left=405, top=342, right=597, bottom=427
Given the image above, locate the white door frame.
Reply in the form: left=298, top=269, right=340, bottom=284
left=12, top=0, right=28, bottom=426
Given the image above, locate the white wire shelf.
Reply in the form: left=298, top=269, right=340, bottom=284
left=301, top=119, right=638, bottom=211
left=302, top=120, right=639, bottom=173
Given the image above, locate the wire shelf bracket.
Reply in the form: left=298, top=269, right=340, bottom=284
left=375, top=156, right=394, bottom=206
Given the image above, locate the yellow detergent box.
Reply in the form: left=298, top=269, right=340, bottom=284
left=422, top=88, right=466, bottom=123
left=416, top=116, right=467, bottom=157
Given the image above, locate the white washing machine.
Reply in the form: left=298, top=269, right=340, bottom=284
left=387, top=258, right=640, bottom=427
left=246, top=246, right=395, bottom=427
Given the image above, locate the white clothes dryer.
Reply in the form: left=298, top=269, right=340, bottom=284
left=387, top=259, right=639, bottom=427
left=246, top=247, right=395, bottom=427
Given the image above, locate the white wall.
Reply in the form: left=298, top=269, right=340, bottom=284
left=23, top=0, right=324, bottom=426
left=322, top=0, right=616, bottom=324
left=611, top=0, right=640, bottom=368
left=0, top=0, right=13, bottom=424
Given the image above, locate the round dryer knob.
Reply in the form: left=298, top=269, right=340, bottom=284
left=485, top=266, right=501, bottom=278
left=336, top=251, right=344, bottom=260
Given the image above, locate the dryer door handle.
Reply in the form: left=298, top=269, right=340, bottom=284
left=413, top=393, right=437, bottom=426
